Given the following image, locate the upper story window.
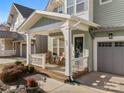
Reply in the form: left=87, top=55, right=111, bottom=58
left=67, top=0, right=74, bottom=15
left=53, top=6, right=64, bottom=13
left=67, top=0, right=87, bottom=15
left=76, top=0, right=87, bottom=13
left=100, top=0, right=112, bottom=5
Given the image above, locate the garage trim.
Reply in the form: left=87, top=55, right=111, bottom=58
left=93, top=36, right=124, bottom=71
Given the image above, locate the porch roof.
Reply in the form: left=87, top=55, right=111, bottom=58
left=0, top=30, right=27, bottom=41
left=18, top=10, right=99, bottom=32
left=0, top=30, right=17, bottom=39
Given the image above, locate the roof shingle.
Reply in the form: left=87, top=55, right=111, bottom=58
left=14, top=3, right=35, bottom=18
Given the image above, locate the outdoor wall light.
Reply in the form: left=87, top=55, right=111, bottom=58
left=108, top=33, right=113, bottom=39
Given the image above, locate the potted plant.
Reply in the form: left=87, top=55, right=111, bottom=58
left=26, top=78, right=38, bottom=93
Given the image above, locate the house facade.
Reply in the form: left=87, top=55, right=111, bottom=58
left=18, top=0, right=99, bottom=79
left=93, top=0, right=124, bottom=76
left=2, top=0, right=124, bottom=79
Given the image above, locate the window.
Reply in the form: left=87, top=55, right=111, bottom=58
left=98, top=42, right=112, bottom=47
left=100, top=0, right=112, bottom=5
left=67, top=0, right=74, bottom=15
left=53, top=6, right=64, bottom=13
left=76, top=0, right=87, bottom=13
left=53, top=38, right=64, bottom=56
left=67, top=0, right=87, bottom=15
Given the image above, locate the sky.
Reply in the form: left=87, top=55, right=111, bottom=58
left=0, top=0, right=49, bottom=23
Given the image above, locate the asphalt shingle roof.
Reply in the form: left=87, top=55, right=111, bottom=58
left=0, top=30, right=26, bottom=41
left=14, top=3, right=35, bottom=18
left=0, top=30, right=17, bottom=39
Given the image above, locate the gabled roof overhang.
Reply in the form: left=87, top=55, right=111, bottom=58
left=18, top=10, right=99, bottom=32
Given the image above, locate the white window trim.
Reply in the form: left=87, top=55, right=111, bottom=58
left=100, top=0, right=112, bottom=5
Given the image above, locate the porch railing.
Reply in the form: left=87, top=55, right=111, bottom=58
left=31, top=54, right=46, bottom=69
left=72, top=56, right=88, bottom=73
left=0, top=50, right=16, bottom=57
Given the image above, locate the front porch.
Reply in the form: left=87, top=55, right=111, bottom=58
left=28, top=26, right=91, bottom=78
left=18, top=11, right=98, bottom=79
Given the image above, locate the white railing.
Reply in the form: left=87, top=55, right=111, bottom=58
left=72, top=56, right=88, bottom=73
left=31, top=54, right=46, bottom=69
left=0, top=50, right=16, bottom=57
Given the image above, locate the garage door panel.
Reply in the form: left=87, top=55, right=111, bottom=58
left=97, top=47, right=103, bottom=71
left=113, top=47, right=122, bottom=75
left=97, top=42, right=124, bottom=76
left=105, top=47, right=113, bottom=73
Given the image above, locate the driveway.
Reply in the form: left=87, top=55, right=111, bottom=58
left=76, top=72, right=124, bottom=93
left=0, top=57, right=26, bottom=64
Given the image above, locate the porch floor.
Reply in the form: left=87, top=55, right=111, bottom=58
left=33, top=65, right=68, bottom=82
left=46, top=63, right=65, bottom=74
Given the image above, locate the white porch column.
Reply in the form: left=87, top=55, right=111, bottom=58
left=57, top=39, right=60, bottom=56
left=61, top=21, right=72, bottom=77
left=26, top=33, right=32, bottom=65
left=20, top=42, right=22, bottom=57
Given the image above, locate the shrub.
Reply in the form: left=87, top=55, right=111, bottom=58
left=15, top=61, right=22, bottom=65
left=0, top=64, right=26, bottom=83
left=2, top=64, right=16, bottom=71
left=28, top=66, right=35, bottom=73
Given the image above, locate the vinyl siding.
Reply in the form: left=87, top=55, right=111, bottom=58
left=32, top=17, right=61, bottom=28
left=35, top=35, right=48, bottom=53
left=94, top=30, right=124, bottom=37
left=94, top=0, right=124, bottom=26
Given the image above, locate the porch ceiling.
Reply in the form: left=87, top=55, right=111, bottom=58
left=29, top=22, right=64, bottom=35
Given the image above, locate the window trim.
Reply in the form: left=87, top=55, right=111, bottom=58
left=100, top=0, right=112, bottom=5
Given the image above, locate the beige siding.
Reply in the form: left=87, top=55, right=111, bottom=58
left=4, top=40, right=13, bottom=50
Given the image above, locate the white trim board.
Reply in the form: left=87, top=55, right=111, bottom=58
left=100, top=0, right=112, bottom=5
left=93, top=36, right=124, bottom=71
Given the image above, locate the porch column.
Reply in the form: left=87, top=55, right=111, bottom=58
left=26, top=33, right=32, bottom=65
left=61, top=21, right=72, bottom=77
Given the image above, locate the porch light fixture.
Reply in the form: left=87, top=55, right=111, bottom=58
left=108, top=33, right=113, bottom=39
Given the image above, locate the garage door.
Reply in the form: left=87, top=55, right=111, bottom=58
left=97, top=42, right=124, bottom=75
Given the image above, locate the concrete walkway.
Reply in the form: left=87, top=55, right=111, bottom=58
left=76, top=72, right=124, bottom=93
left=24, top=72, right=124, bottom=93
left=0, top=57, right=26, bottom=64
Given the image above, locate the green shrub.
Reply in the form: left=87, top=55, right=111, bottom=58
left=15, top=61, right=22, bottom=65
left=28, top=66, right=35, bottom=73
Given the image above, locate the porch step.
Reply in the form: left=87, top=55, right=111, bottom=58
left=33, top=65, right=68, bottom=82
left=73, top=68, right=89, bottom=79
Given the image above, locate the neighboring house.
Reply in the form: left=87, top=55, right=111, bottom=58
left=0, top=3, right=47, bottom=57
left=93, top=0, right=124, bottom=76
left=0, top=24, right=10, bottom=31
left=18, top=0, right=99, bottom=79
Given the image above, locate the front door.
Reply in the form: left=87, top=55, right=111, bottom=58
left=73, top=34, right=84, bottom=72
left=74, top=35, right=84, bottom=58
